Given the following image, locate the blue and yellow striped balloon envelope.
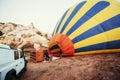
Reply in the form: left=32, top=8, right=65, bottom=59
left=48, top=0, right=120, bottom=57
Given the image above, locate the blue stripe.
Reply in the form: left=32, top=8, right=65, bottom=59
left=66, top=1, right=110, bottom=36
left=60, top=1, right=86, bottom=33
left=55, top=9, right=69, bottom=34
left=75, top=40, right=120, bottom=53
left=52, top=26, right=56, bottom=36
left=52, top=32, right=54, bottom=36
left=52, top=20, right=60, bottom=36
left=72, top=14, right=120, bottom=43
left=52, top=28, right=56, bottom=36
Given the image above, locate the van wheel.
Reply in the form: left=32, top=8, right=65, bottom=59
left=5, top=75, right=16, bottom=80
left=24, top=60, right=28, bottom=71
left=5, top=70, right=16, bottom=80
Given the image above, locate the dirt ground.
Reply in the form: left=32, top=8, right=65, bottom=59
left=19, top=53, right=120, bottom=80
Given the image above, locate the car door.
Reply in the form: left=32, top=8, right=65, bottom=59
left=14, top=50, right=24, bottom=74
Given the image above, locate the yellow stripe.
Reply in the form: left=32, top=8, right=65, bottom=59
left=107, top=0, right=120, bottom=7
left=51, top=48, right=61, bottom=53
left=74, top=49, right=120, bottom=56
left=57, top=4, right=78, bottom=33
left=69, top=3, right=120, bottom=39
left=74, top=27, right=120, bottom=49
left=53, top=17, right=62, bottom=35
left=62, top=0, right=99, bottom=35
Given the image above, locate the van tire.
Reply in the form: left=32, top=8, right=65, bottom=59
left=24, top=60, right=28, bottom=71
left=5, top=69, right=16, bottom=80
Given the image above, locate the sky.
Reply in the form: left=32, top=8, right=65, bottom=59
left=0, top=0, right=83, bottom=33
left=0, top=0, right=120, bottom=33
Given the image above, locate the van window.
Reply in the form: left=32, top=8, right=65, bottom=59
left=20, top=51, right=24, bottom=58
left=14, top=51, right=19, bottom=60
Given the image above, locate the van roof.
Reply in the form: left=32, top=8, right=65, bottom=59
left=0, top=44, right=17, bottom=50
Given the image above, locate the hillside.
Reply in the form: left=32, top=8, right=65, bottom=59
left=0, top=22, right=51, bottom=51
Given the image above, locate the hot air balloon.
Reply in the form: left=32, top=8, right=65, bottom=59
left=48, top=0, right=120, bottom=57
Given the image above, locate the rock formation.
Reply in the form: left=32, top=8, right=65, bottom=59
left=0, top=22, right=51, bottom=51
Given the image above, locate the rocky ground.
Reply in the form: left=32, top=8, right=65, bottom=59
left=18, top=53, right=120, bottom=80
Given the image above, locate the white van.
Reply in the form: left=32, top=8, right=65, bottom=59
left=0, top=44, right=27, bottom=80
